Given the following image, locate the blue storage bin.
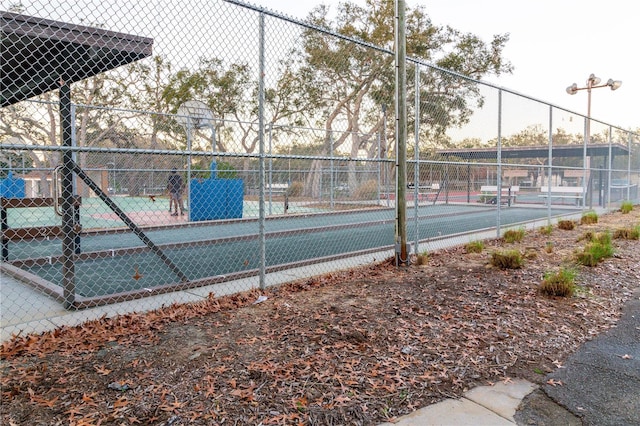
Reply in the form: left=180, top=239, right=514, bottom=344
left=0, top=172, right=25, bottom=198
left=189, top=172, right=243, bottom=221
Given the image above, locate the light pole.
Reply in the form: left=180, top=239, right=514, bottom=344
left=566, top=74, right=622, bottom=143
left=566, top=74, right=621, bottom=207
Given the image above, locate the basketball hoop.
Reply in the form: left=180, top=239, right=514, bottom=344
left=176, top=100, right=213, bottom=129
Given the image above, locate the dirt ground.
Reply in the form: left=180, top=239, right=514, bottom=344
left=2, top=207, right=639, bottom=425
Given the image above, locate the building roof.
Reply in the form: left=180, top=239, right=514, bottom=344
left=437, top=143, right=629, bottom=160
left=1, top=11, right=153, bottom=107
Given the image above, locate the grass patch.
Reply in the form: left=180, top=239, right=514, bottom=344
left=613, top=226, right=640, bottom=240
left=578, top=231, right=595, bottom=242
left=465, top=240, right=484, bottom=253
left=557, top=220, right=576, bottom=230
left=539, top=267, right=577, bottom=297
left=415, top=251, right=429, bottom=265
left=580, top=211, right=598, bottom=225
left=503, top=228, right=525, bottom=243
left=539, top=225, right=553, bottom=236
left=545, top=242, right=554, bottom=253
left=490, top=250, right=524, bottom=269
left=620, top=201, right=633, bottom=214
left=576, top=232, right=614, bottom=266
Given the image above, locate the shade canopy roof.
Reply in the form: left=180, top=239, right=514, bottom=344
left=438, top=143, right=629, bottom=160
left=1, top=11, right=153, bottom=107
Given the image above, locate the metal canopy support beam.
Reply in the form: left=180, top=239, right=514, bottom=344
left=60, top=81, right=76, bottom=309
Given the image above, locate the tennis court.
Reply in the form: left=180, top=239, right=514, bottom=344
left=3, top=200, right=575, bottom=307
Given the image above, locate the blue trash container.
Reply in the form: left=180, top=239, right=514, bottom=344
left=0, top=172, right=25, bottom=198
left=189, top=162, right=243, bottom=221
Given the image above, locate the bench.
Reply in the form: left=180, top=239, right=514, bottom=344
left=479, top=185, right=519, bottom=205
left=267, top=183, right=289, bottom=194
left=407, top=183, right=441, bottom=201
left=539, top=186, right=584, bottom=205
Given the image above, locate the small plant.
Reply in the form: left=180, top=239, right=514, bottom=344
left=524, top=248, right=538, bottom=260
left=557, top=220, right=576, bottom=230
left=539, top=267, right=577, bottom=297
left=465, top=240, right=484, bottom=253
left=415, top=251, right=429, bottom=265
left=478, top=194, right=496, bottom=204
left=576, top=232, right=614, bottom=266
left=539, top=225, right=553, bottom=236
left=545, top=241, right=554, bottom=253
left=613, top=226, right=640, bottom=240
left=595, top=231, right=612, bottom=246
left=580, top=211, right=598, bottom=225
left=620, top=201, right=633, bottom=214
left=490, top=250, right=524, bottom=269
left=503, top=228, right=525, bottom=243
left=578, top=231, right=595, bottom=242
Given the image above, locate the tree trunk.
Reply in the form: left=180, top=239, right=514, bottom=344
left=305, top=159, right=323, bottom=199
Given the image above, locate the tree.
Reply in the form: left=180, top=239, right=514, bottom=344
left=285, top=0, right=512, bottom=196
left=162, top=58, right=253, bottom=157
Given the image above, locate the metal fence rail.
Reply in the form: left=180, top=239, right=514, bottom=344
left=1, top=0, right=639, bottom=339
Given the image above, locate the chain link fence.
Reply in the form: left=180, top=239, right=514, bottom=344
left=2, top=0, right=639, bottom=339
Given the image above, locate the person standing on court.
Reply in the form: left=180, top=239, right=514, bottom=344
left=167, top=168, right=185, bottom=216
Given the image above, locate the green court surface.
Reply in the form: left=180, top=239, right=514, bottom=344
left=4, top=196, right=324, bottom=230
left=5, top=203, right=574, bottom=300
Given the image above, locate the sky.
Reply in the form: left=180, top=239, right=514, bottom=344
left=250, top=0, right=638, bottom=132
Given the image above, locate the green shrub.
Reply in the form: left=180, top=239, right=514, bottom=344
left=490, top=250, right=524, bottom=269
left=620, top=201, right=633, bottom=214
left=415, top=251, right=429, bottom=265
left=595, top=232, right=612, bottom=246
left=576, top=233, right=614, bottom=266
left=580, top=211, right=598, bottom=225
left=503, top=228, right=525, bottom=244
left=557, top=220, right=576, bottom=230
left=465, top=240, right=484, bottom=253
left=478, top=194, right=495, bottom=204
left=216, top=161, right=238, bottom=179
left=576, top=251, right=598, bottom=267
left=539, top=225, right=553, bottom=236
left=353, top=180, right=378, bottom=200
left=287, top=181, right=304, bottom=197
left=539, top=268, right=577, bottom=297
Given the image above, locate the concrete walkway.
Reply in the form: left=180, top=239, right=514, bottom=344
left=379, top=379, right=537, bottom=426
